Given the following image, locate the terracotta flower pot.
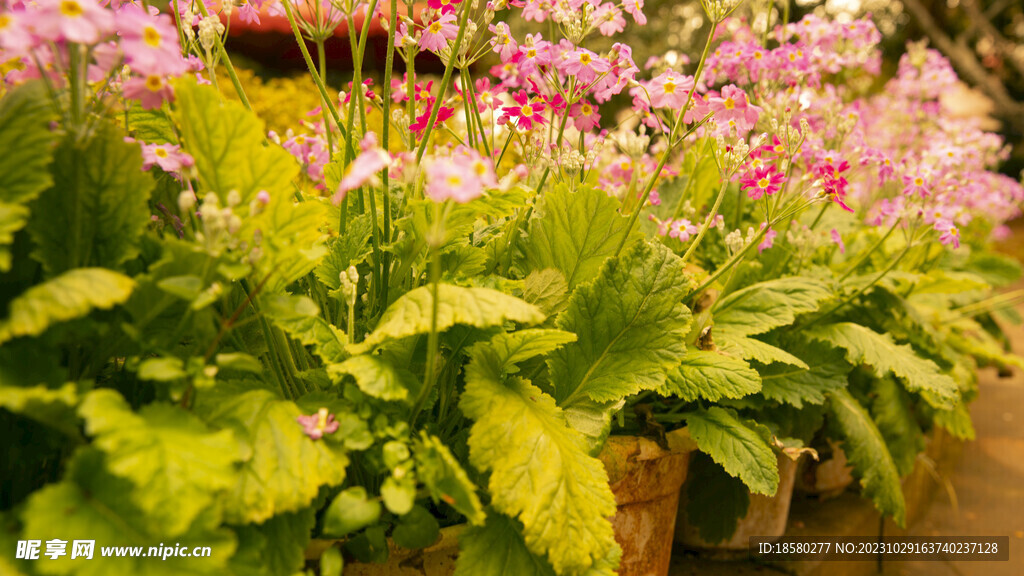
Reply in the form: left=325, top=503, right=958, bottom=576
left=675, top=452, right=800, bottom=551
left=599, top=429, right=697, bottom=576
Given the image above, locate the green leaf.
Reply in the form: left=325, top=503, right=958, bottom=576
left=716, top=334, right=809, bottom=368
left=550, top=240, right=692, bottom=408
left=392, top=505, right=441, bottom=550
left=263, top=294, right=348, bottom=364
left=137, top=356, right=188, bottom=381
left=524, top=184, right=640, bottom=290
left=327, top=355, right=416, bottom=401
left=172, top=79, right=297, bottom=207
left=685, top=406, right=779, bottom=496
left=661, top=350, right=761, bottom=402
left=322, top=487, right=382, bottom=537
left=683, top=452, right=750, bottom=544
left=126, top=104, right=179, bottom=144
left=381, top=475, right=416, bottom=515
left=962, top=251, right=1021, bottom=287
left=0, top=268, right=135, bottom=345
left=351, top=285, right=544, bottom=354
left=472, top=329, right=578, bottom=377
left=79, top=390, right=241, bottom=537
left=869, top=378, right=923, bottom=477
left=414, top=433, right=486, bottom=525
left=911, top=270, right=989, bottom=295
left=806, top=322, right=959, bottom=409
left=0, top=382, right=79, bottom=437
left=522, top=268, right=570, bottom=316
left=460, top=350, right=619, bottom=575
left=28, top=121, right=154, bottom=274
left=931, top=402, right=975, bottom=441
left=21, top=449, right=237, bottom=576
left=714, top=277, right=831, bottom=336
left=314, top=215, right=372, bottom=290
left=252, top=509, right=316, bottom=576
left=194, top=389, right=350, bottom=524
left=757, top=340, right=850, bottom=408
left=455, top=513, right=556, bottom=576
left=826, top=389, right=906, bottom=526
left=0, top=203, right=29, bottom=271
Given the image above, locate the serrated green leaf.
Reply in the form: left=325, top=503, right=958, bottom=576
left=826, top=389, right=906, bottom=526
left=683, top=452, right=750, bottom=544
left=0, top=382, right=79, bottom=437
left=193, top=389, right=349, bottom=524
left=931, top=402, right=975, bottom=440
left=21, top=449, right=237, bottom=576
left=442, top=245, right=489, bottom=280
left=962, top=251, right=1021, bottom=287
left=0, top=203, right=29, bottom=271
left=460, top=350, right=619, bottom=575
left=685, top=406, right=779, bottom=495
left=472, top=329, right=577, bottom=377
left=79, top=390, right=241, bottom=536
left=455, top=513, right=556, bottom=576
left=126, top=104, right=179, bottom=144
left=661, top=350, right=761, bottom=402
left=314, top=215, right=372, bottom=290
left=414, top=433, right=486, bottom=525
left=869, top=377, right=923, bottom=477
left=327, top=355, right=415, bottom=401
left=322, top=487, right=381, bottom=537
left=757, top=340, right=850, bottom=408
left=550, top=240, right=692, bottom=410
left=522, top=268, right=570, bottom=316
left=524, top=184, right=640, bottom=290
left=0, top=81, right=58, bottom=206
left=911, top=270, right=989, bottom=295
left=351, top=285, right=544, bottom=354
left=263, top=294, right=348, bottom=364
left=806, top=322, right=959, bottom=409
left=717, top=334, right=809, bottom=368
left=253, top=509, right=316, bottom=576
left=28, top=121, right=154, bottom=274
left=0, top=268, right=135, bottom=345
left=714, top=277, right=831, bottom=336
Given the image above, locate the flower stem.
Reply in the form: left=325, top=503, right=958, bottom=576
left=193, top=0, right=252, bottom=111
left=414, top=3, right=472, bottom=165
left=680, top=179, right=730, bottom=263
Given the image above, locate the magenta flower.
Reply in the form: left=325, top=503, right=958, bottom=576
left=830, top=228, right=845, bottom=253
left=297, top=408, right=340, bottom=440
left=29, top=0, right=115, bottom=44
left=647, top=70, right=694, bottom=110
left=419, top=13, right=458, bottom=53
left=409, top=102, right=455, bottom=136
left=740, top=165, right=786, bottom=200
left=500, top=90, right=547, bottom=130
left=570, top=100, right=601, bottom=132
left=427, top=0, right=461, bottom=14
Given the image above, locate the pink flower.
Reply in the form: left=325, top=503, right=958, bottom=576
left=647, top=70, right=694, bottom=109
left=740, top=165, right=786, bottom=200
left=419, top=13, right=458, bottom=52
left=488, top=22, right=517, bottom=61
left=668, top=218, right=699, bottom=242
left=296, top=408, right=340, bottom=440
left=29, top=0, right=115, bottom=44
left=425, top=153, right=490, bottom=203
left=0, top=11, right=35, bottom=57
left=238, top=2, right=261, bottom=25
left=708, top=85, right=761, bottom=134
left=758, top=225, right=776, bottom=252
left=623, top=0, right=646, bottom=25
left=122, top=74, right=174, bottom=110
left=140, top=142, right=193, bottom=174
left=830, top=228, right=845, bottom=253
left=333, top=133, right=391, bottom=204
left=500, top=90, right=546, bottom=130
left=561, top=48, right=609, bottom=84
left=116, top=5, right=186, bottom=76
left=570, top=100, right=600, bottom=132
left=594, top=3, right=625, bottom=36
left=935, top=218, right=960, bottom=248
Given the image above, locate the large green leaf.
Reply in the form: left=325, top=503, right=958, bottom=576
left=455, top=513, right=557, bottom=576
left=685, top=406, right=779, bottom=496
left=172, top=80, right=296, bottom=207
left=757, top=340, right=850, bottom=407
left=683, top=452, right=750, bottom=544
left=351, top=285, right=544, bottom=354
left=460, top=348, right=619, bottom=575
left=869, top=378, right=923, bottom=477
left=194, top=389, right=350, bottom=524
left=327, top=355, right=417, bottom=401
left=523, top=184, right=640, bottom=290
left=414, top=434, right=486, bottom=525
left=126, top=104, right=179, bottom=144
left=0, top=268, right=135, bottom=345
left=79, top=390, right=241, bottom=537
left=263, top=294, right=348, bottom=364
left=714, top=277, right=831, bottom=336
left=314, top=214, right=372, bottom=291
left=21, top=449, right=237, bottom=576
left=826, top=389, right=906, bottom=526
left=806, top=322, right=958, bottom=409
left=661, top=350, right=761, bottom=402
left=0, top=82, right=58, bottom=271
left=28, top=122, right=154, bottom=274
left=717, top=334, right=809, bottom=368
left=0, top=382, right=79, bottom=437
left=472, top=329, right=577, bottom=377
left=549, top=240, right=692, bottom=410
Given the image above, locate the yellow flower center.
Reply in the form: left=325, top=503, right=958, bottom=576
left=154, top=147, right=169, bottom=158
left=143, top=26, right=161, bottom=48
left=914, top=177, right=924, bottom=186
left=723, top=97, right=735, bottom=110
left=429, top=22, right=442, bottom=34
left=663, top=80, right=676, bottom=94
left=581, top=104, right=592, bottom=115
left=758, top=177, right=770, bottom=189
left=145, top=75, right=164, bottom=92
left=579, top=53, right=592, bottom=65
left=520, top=104, right=534, bottom=117
left=446, top=175, right=462, bottom=187
left=295, top=135, right=306, bottom=145
left=60, top=0, right=84, bottom=17
left=0, top=15, right=10, bottom=29
left=754, top=51, right=763, bottom=60
left=527, top=49, right=537, bottom=58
